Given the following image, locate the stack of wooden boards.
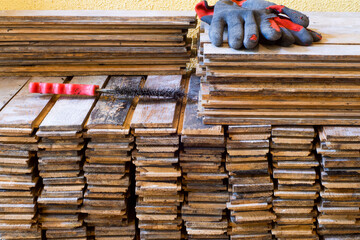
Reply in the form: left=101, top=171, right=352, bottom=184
left=271, top=127, right=319, bottom=239
left=0, top=10, right=196, bottom=76
left=131, top=75, right=184, bottom=240
left=226, top=125, right=275, bottom=240
left=0, top=77, right=52, bottom=240
left=36, top=76, right=108, bottom=240
left=197, top=12, right=360, bottom=125
left=180, top=75, right=228, bottom=239
left=317, top=126, right=360, bottom=239
left=4, top=74, right=360, bottom=240
left=82, top=76, right=141, bottom=239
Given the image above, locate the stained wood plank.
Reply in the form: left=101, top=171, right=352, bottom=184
left=131, top=75, right=182, bottom=128
left=39, top=76, right=108, bottom=131
left=0, top=77, right=29, bottom=110
left=181, top=75, right=222, bottom=136
left=0, top=76, right=67, bottom=129
left=204, top=43, right=360, bottom=62
left=86, top=76, right=143, bottom=130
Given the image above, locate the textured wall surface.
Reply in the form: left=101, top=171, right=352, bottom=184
left=0, top=0, right=359, bottom=12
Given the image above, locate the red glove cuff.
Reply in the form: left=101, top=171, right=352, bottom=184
left=195, top=1, right=214, bottom=19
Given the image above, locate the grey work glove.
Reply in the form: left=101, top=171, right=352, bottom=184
left=209, top=0, right=281, bottom=49
left=239, top=0, right=309, bottom=27
left=195, top=0, right=322, bottom=49
left=239, top=0, right=322, bottom=46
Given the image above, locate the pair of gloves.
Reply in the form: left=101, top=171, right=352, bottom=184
left=196, top=0, right=322, bottom=49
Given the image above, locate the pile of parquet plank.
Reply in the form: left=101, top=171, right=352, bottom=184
left=131, top=75, right=184, bottom=240
left=180, top=75, right=228, bottom=239
left=82, top=76, right=142, bottom=239
left=317, top=126, right=360, bottom=239
left=36, top=76, right=107, bottom=240
left=197, top=12, right=360, bottom=125
left=271, top=126, right=319, bottom=239
left=0, top=77, right=55, bottom=240
left=226, top=124, right=275, bottom=240
left=0, top=10, right=196, bottom=76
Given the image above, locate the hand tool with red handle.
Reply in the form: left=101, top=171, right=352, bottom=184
left=29, top=82, right=185, bottom=100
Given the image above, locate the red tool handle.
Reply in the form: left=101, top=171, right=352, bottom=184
left=29, top=82, right=100, bottom=96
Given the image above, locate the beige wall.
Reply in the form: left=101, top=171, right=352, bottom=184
left=0, top=0, right=359, bottom=12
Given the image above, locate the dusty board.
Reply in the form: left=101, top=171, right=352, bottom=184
left=131, top=75, right=182, bottom=128
left=0, top=76, right=67, bottom=129
left=39, top=76, right=108, bottom=131
left=181, top=75, right=222, bottom=136
left=85, top=76, right=143, bottom=130
left=0, top=77, right=30, bottom=110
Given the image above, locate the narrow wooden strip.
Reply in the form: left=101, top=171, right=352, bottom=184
left=39, top=76, right=108, bottom=131
left=0, top=77, right=29, bottom=110
left=181, top=75, right=222, bottom=136
left=86, top=76, right=143, bottom=129
left=0, top=76, right=66, bottom=129
left=131, top=75, right=182, bottom=128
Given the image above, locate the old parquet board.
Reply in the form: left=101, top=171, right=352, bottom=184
left=131, top=75, right=184, bottom=240
left=0, top=76, right=67, bottom=239
left=226, top=125, right=274, bottom=240
left=0, top=77, right=29, bottom=110
left=37, top=76, right=107, bottom=240
left=82, top=76, right=142, bottom=240
left=271, top=126, right=319, bottom=239
left=317, top=126, right=360, bottom=239
left=180, top=75, right=227, bottom=239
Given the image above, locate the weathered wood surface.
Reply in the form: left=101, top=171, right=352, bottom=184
left=39, top=76, right=108, bottom=131
left=36, top=76, right=109, bottom=237
left=204, top=43, right=360, bottom=61
left=271, top=126, right=318, bottom=239
left=132, top=75, right=184, bottom=239
left=0, top=77, right=29, bottom=110
left=226, top=124, right=273, bottom=239
left=0, top=76, right=66, bottom=129
left=181, top=75, right=222, bottom=136
left=86, top=76, right=143, bottom=130
left=0, top=77, right=46, bottom=239
left=0, top=11, right=195, bottom=76
left=0, top=10, right=196, bottom=21
left=131, top=75, right=182, bottom=128
left=198, top=13, right=360, bottom=126
left=180, top=74, right=227, bottom=238
left=318, top=126, right=360, bottom=239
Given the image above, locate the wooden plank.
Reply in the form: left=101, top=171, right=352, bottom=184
left=204, top=43, right=360, bottom=62
left=0, top=76, right=67, bottom=129
left=204, top=58, right=360, bottom=69
left=131, top=75, right=182, bottom=128
left=0, top=10, right=196, bottom=20
left=206, top=67, right=360, bottom=79
left=0, top=46, right=189, bottom=54
left=85, top=76, right=143, bottom=130
left=181, top=75, right=222, bottom=136
left=0, top=77, right=29, bottom=110
left=39, top=76, right=108, bottom=131
left=0, top=34, right=184, bottom=42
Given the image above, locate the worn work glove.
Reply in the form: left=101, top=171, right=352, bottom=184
left=239, top=0, right=322, bottom=46
left=198, top=0, right=280, bottom=49
left=195, top=0, right=322, bottom=49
